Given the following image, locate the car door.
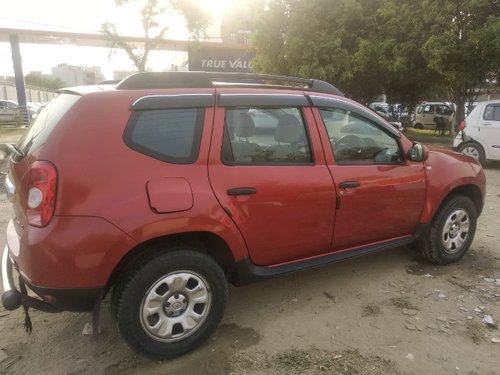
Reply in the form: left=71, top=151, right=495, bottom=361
left=421, top=104, right=436, bottom=127
left=479, top=103, right=500, bottom=159
left=0, top=101, right=10, bottom=122
left=310, top=96, right=427, bottom=251
left=208, top=93, right=336, bottom=266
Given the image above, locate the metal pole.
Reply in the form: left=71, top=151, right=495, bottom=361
left=9, top=34, right=29, bottom=126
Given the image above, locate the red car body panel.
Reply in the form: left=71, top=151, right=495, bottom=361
left=208, top=104, right=336, bottom=265
left=4, top=85, right=486, bottom=301
left=420, top=150, right=486, bottom=222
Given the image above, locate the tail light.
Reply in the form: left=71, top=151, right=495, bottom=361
left=459, top=120, right=466, bottom=131
left=26, top=161, right=58, bottom=227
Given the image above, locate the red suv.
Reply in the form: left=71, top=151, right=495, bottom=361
left=2, top=72, right=486, bottom=359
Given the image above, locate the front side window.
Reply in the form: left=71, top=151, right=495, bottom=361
left=422, top=105, right=435, bottom=114
left=125, top=108, right=203, bottom=164
left=320, top=108, right=401, bottom=165
left=222, top=107, right=312, bottom=164
left=484, top=104, right=500, bottom=121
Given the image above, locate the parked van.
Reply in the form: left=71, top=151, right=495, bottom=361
left=412, top=102, right=454, bottom=130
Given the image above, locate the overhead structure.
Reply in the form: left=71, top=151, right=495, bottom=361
left=0, top=27, right=248, bottom=125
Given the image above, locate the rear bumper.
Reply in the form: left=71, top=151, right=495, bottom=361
left=1, top=244, right=103, bottom=312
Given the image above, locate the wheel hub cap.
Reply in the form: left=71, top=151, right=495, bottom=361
left=164, top=293, right=188, bottom=317
left=140, top=271, right=212, bottom=343
left=442, top=209, right=470, bottom=254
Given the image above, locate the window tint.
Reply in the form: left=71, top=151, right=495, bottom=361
left=222, top=107, right=312, bottom=164
left=484, top=104, right=500, bottom=121
left=125, top=108, right=203, bottom=164
left=320, top=108, right=401, bottom=165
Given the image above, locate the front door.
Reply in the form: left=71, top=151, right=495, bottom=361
left=479, top=103, right=500, bottom=159
left=314, top=106, right=427, bottom=250
left=208, top=96, right=336, bottom=266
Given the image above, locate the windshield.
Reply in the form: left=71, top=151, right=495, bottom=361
left=17, top=93, right=80, bottom=156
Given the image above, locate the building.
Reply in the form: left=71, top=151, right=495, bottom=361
left=220, top=1, right=253, bottom=46
left=51, top=63, right=103, bottom=86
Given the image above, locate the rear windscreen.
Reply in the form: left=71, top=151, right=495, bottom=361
left=17, top=93, right=80, bottom=156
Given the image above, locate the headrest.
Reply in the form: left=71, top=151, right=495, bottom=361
left=235, top=113, right=256, bottom=138
left=275, top=114, right=303, bottom=143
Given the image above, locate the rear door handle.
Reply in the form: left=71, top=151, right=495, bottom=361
left=227, top=187, right=257, bottom=196
left=339, top=181, right=360, bottom=189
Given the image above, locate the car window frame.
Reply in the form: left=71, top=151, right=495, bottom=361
left=124, top=107, right=205, bottom=164
left=483, top=104, right=500, bottom=121
left=311, top=99, right=404, bottom=166
left=221, top=106, right=315, bottom=166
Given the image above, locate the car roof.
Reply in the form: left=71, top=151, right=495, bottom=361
left=59, top=72, right=344, bottom=98
left=477, top=99, right=500, bottom=105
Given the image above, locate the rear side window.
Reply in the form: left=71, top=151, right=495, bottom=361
left=125, top=108, right=204, bottom=164
left=222, top=107, right=312, bottom=164
left=483, top=104, right=500, bottom=121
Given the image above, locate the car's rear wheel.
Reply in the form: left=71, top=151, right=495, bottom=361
left=418, top=195, right=477, bottom=265
left=112, top=250, right=227, bottom=359
left=458, top=141, right=485, bottom=164
left=414, top=123, right=423, bottom=129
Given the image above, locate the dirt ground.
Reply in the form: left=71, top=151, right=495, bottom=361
left=1, top=129, right=499, bottom=375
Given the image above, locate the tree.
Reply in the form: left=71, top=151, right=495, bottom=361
left=421, top=0, right=500, bottom=123
left=251, top=0, right=500, bottom=119
left=25, top=73, right=65, bottom=90
left=251, top=0, right=441, bottom=106
left=101, top=0, right=211, bottom=72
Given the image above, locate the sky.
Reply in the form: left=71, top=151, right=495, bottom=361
left=0, top=0, right=225, bottom=79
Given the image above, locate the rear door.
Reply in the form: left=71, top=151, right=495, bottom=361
left=208, top=92, right=336, bottom=266
left=479, top=103, right=500, bottom=159
left=310, top=96, right=427, bottom=250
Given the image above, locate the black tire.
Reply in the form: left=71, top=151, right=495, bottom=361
left=458, top=141, right=485, bottom=164
left=414, top=123, right=423, bottom=130
left=112, top=250, right=227, bottom=359
left=416, top=195, right=477, bottom=265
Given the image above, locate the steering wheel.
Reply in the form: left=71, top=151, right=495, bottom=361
left=333, top=134, right=364, bottom=154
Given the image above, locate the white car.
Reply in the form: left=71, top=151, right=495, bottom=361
left=453, top=99, right=500, bottom=163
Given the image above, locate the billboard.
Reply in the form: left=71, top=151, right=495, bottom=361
left=188, top=47, right=254, bottom=72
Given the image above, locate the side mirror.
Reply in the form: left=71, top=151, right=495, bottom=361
left=409, top=142, right=429, bottom=162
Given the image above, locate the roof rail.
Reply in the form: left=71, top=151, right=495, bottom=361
left=98, top=79, right=121, bottom=85
left=115, top=72, right=343, bottom=96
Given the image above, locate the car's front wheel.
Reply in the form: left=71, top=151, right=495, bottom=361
left=112, top=250, right=227, bottom=359
left=418, top=195, right=477, bottom=265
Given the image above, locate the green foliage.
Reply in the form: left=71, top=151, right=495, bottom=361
left=251, top=0, right=500, bottom=121
left=101, top=0, right=211, bottom=71
left=25, top=73, right=65, bottom=90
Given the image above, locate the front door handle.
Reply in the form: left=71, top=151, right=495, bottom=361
left=227, top=187, right=257, bottom=196
left=339, top=181, right=360, bottom=189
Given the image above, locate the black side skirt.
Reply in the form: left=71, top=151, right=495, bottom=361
left=232, top=226, right=428, bottom=286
